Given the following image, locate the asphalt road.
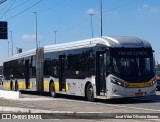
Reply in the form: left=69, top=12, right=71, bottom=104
left=20, top=90, right=160, bottom=112
left=1, top=84, right=160, bottom=112
left=1, top=85, right=160, bottom=121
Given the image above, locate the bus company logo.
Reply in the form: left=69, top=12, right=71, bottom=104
left=2, top=114, right=11, bottom=119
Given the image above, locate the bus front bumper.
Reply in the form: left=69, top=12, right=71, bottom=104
left=109, top=84, right=156, bottom=99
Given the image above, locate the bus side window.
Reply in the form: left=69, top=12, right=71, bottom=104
left=106, top=54, right=112, bottom=74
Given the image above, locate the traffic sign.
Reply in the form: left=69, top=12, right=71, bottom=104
left=0, top=21, right=8, bottom=39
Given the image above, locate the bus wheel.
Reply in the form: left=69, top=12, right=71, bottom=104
left=15, top=81, right=18, bottom=91
left=50, top=82, right=56, bottom=98
left=86, top=83, right=95, bottom=102
left=10, top=81, right=13, bottom=90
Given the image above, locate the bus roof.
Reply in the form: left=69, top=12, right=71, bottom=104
left=44, top=36, right=151, bottom=53
left=4, top=36, right=152, bottom=62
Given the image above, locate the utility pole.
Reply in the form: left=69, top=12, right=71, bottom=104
left=8, top=41, right=9, bottom=57
left=100, top=0, right=103, bottom=37
left=89, top=13, right=95, bottom=38
left=10, top=31, right=13, bottom=56
left=33, top=12, right=38, bottom=48
left=53, top=31, right=57, bottom=44
left=39, top=41, right=41, bottom=47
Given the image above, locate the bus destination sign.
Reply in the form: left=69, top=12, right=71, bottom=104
left=117, top=51, right=148, bottom=56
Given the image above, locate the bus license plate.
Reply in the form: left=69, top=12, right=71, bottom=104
left=135, top=92, right=143, bottom=96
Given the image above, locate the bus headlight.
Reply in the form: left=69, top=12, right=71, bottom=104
left=151, top=77, right=156, bottom=85
left=111, top=77, right=124, bottom=87
left=152, top=80, right=156, bottom=85
left=151, top=78, right=157, bottom=85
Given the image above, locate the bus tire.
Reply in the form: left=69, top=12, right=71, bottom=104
left=86, top=83, right=95, bottom=102
left=50, top=82, right=56, bottom=98
left=10, top=81, right=13, bottom=90
left=15, top=81, right=18, bottom=91
left=12, top=81, right=15, bottom=91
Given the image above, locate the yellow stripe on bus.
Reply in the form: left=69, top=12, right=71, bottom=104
left=3, top=81, right=68, bottom=91
left=3, top=81, right=33, bottom=89
left=3, top=82, right=10, bottom=89
left=124, top=80, right=153, bottom=88
left=44, top=81, right=49, bottom=89
left=54, top=82, right=69, bottom=91
left=54, top=82, right=59, bottom=90
left=18, top=82, right=26, bottom=89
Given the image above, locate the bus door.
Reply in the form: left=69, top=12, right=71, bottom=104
left=59, top=55, right=66, bottom=92
left=25, top=59, right=29, bottom=89
left=96, top=52, right=106, bottom=96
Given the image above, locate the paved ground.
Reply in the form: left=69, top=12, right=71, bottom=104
left=1, top=86, right=160, bottom=121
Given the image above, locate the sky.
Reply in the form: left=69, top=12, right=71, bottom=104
left=0, top=0, right=160, bottom=65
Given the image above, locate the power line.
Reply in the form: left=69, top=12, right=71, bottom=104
left=103, top=0, right=138, bottom=13
left=0, top=0, right=7, bottom=4
left=55, top=0, right=139, bottom=33
left=0, top=0, right=12, bottom=14
left=58, top=17, right=88, bottom=32
left=9, top=0, right=32, bottom=11
left=0, top=0, right=16, bottom=19
left=38, top=0, right=66, bottom=13
left=6, top=0, right=42, bottom=20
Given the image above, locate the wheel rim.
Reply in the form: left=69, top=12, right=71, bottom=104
left=50, top=83, right=55, bottom=97
left=87, top=84, right=94, bottom=101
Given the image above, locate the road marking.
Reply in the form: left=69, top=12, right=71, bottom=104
left=16, top=97, right=55, bottom=101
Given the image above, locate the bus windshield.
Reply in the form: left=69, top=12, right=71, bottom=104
left=111, top=48, right=155, bottom=82
left=112, top=57, right=154, bottom=82
left=113, top=58, right=153, bottom=75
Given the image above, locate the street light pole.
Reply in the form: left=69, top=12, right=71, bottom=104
left=8, top=41, right=9, bottom=57
left=33, top=12, right=38, bottom=48
left=100, top=0, right=103, bottom=37
left=89, top=13, right=95, bottom=38
left=53, top=31, right=57, bottom=44
left=10, top=31, right=13, bottom=56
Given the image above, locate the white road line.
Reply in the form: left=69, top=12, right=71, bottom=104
left=15, top=97, right=55, bottom=101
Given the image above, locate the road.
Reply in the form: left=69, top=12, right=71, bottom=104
left=1, top=85, right=160, bottom=121
left=20, top=90, right=160, bottom=112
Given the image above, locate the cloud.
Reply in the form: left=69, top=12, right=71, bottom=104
left=22, top=34, right=36, bottom=40
left=143, top=4, right=149, bottom=8
left=151, top=8, right=160, bottom=13
left=21, top=34, right=42, bottom=40
left=142, top=4, right=160, bottom=13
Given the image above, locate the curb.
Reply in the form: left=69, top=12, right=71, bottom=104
left=0, top=106, right=68, bottom=113
left=1, top=106, right=160, bottom=120
left=0, top=90, right=22, bottom=100
left=0, top=106, right=112, bottom=119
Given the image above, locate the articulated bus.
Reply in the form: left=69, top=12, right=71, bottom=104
left=3, top=36, right=156, bottom=102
